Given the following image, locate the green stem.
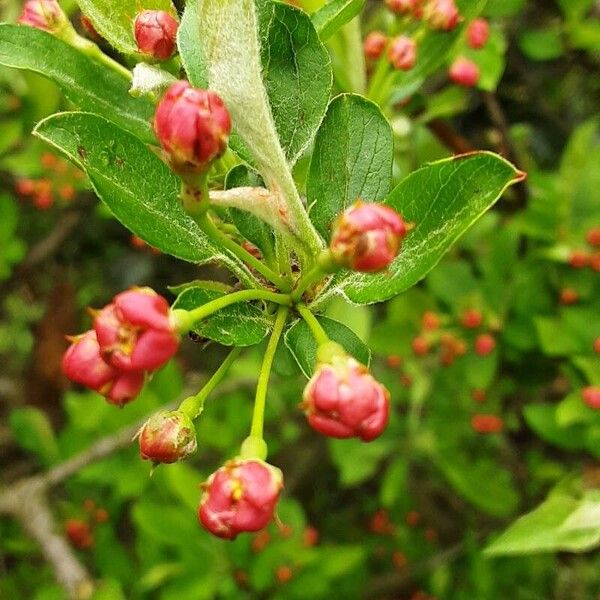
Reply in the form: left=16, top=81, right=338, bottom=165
left=296, top=304, right=329, bottom=346
left=62, top=29, right=132, bottom=80
left=291, top=263, right=325, bottom=302
left=179, top=347, right=242, bottom=419
left=249, top=306, right=289, bottom=440
left=173, top=289, right=291, bottom=333
left=198, top=213, right=291, bottom=291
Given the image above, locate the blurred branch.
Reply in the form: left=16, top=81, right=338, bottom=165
left=426, top=119, right=475, bottom=154
left=0, top=374, right=255, bottom=599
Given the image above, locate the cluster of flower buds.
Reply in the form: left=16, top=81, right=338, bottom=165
left=198, top=459, right=284, bottom=539
left=18, top=0, right=67, bottom=33
left=329, top=201, right=409, bottom=273
left=134, top=10, right=179, bottom=61
left=154, top=81, right=232, bottom=174
left=137, top=410, right=197, bottom=464
left=567, top=227, right=600, bottom=272
left=301, top=342, right=390, bottom=442
left=62, top=288, right=179, bottom=406
left=14, top=152, right=83, bottom=209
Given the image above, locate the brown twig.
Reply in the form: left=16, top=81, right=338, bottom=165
left=426, top=118, right=475, bottom=155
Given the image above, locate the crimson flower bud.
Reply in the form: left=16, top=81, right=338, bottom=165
left=569, top=249, right=589, bottom=269
left=388, top=36, right=417, bottom=71
left=64, top=519, right=94, bottom=549
left=302, top=353, right=390, bottom=442
left=411, top=336, right=429, bottom=356
left=62, top=330, right=145, bottom=406
left=559, top=288, right=578, bottom=305
left=424, top=0, right=460, bottom=31
left=471, top=414, right=504, bottom=434
left=94, top=287, right=179, bottom=373
left=449, top=57, right=480, bottom=87
left=154, top=81, right=231, bottom=173
left=582, top=386, right=600, bottom=410
left=330, top=201, right=408, bottom=273
left=198, top=459, right=283, bottom=539
left=460, top=309, right=482, bottom=329
left=18, top=0, right=65, bottom=33
left=385, top=0, right=417, bottom=14
left=474, top=333, right=496, bottom=356
left=471, top=389, right=487, bottom=403
left=363, top=31, right=387, bottom=61
left=467, top=18, right=490, bottom=49
left=589, top=252, right=600, bottom=272
left=137, top=410, right=197, bottom=463
left=422, top=311, right=440, bottom=331
left=586, top=228, right=600, bottom=247
left=134, top=10, right=178, bottom=60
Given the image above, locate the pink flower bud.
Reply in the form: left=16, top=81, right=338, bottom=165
left=18, top=0, right=65, bottom=32
left=582, top=386, right=600, bottom=410
left=474, top=333, right=496, bottom=356
left=363, top=31, right=387, bottom=61
left=449, top=57, right=480, bottom=87
left=388, top=36, right=417, bottom=71
left=134, top=10, right=179, bottom=60
left=137, top=410, right=197, bottom=463
left=62, top=330, right=145, bottom=406
left=93, top=287, right=179, bottom=373
left=302, top=355, right=390, bottom=442
left=198, top=459, right=283, bottom=539
left=424, top=0, right=460, bottom=31
left=385, top=0, right=417, bottom=15
left=154, top=81, right=231, bottom=173
left=467, top=18, right=490, bottom=49
left=330, top=201, right=408, bottom=272
left=471, top=414, right=504, bottom=434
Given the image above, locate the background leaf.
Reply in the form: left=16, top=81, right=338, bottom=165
left=171, top=285, right=273, bottom=346
left=338, top=152, right=522, bottom=304
left=284, top=315, right=371, bottom=377
left=312, top=0, right=366, bottom=41
left=307, top=93, right=393, bottom=239
left=0, top=25, right=154, bottom=142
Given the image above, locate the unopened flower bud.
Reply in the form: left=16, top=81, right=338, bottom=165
left=302, top=353, right=390, bottom=442
left=586, top=228, right=600, bottom=247
left=467, top=18, right=490, bottom=49
left=569, top=249, right=589, bottom=269
left=424, top=0, right=460, bottom=31
left=449, top=57, right=480, bottom=87
left=330, top=201, right=409, bottom=273
left=582, top=386, right=600, bottom=410
left=18, top=0, right=66, bottom=33
left=385, top=0, right=417, bottom=15
left=471, top=414, right=504, bottom=434
left=388, top=36, right=417, bottom=71
left=474, top=333, right=496, bottom=356
left=461, top=309, right=482, bottom=329
left=64, top=519, right=94, bottom=549
left=154, top=81, right=231, bottom=173
left=134, top=10, right=179, bottom=60
left=138, top=410, right=197, bottom=463
left=62, top=330, right=145, bottom=406
left=93, top=287, right=179, bottom=373
left=198, top=459, right=283, bottom=539
left=363, top=31, right=387, bottom=61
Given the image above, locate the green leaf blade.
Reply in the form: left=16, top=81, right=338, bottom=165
left=0, top=25, right=154, bottom=142
left=340, top=152, right=523, bottom=304
left=307, top=93, right=393, bottom=239
left=312, top=0, right=366, bottom=41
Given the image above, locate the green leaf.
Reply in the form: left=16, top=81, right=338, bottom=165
left=177, top=1, right=208, bottom=88
left=9, top=407, right=60, bottom=466
left=329, top=437, right=394, bottom=486
left=339, top=152, right=522, bottom=304
left=33, top=112, right=252, bottom=283
left=284, top=315, right=371, bottom=377
left=485, top=483, right=600, bottom=556
left=307, top=93, right=393, bottom=239
left=75, top=0, right=177, bottom=55
left=0, top=25, right=154, bottom=142
left=433, top=451, right=519, bottom=517
left=518, top=28, right=564, bottom=61
left=312, top=0, right=365, bottom=41
left=171, top=286, right=273, bottom=346
left=523, top=404, right=587, bottom=452
left=224, top=165, right=275, bottom=259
